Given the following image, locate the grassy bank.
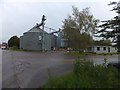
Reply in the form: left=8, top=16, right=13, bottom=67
left=42, top=59, right=120, bottom=88
left=65, top=51, right=120, bottom=57
left=8, top=47, right=38, bottom=52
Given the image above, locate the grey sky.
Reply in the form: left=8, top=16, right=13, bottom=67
left=1, top=0, right=119, bottom=43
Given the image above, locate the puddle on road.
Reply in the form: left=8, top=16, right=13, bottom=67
left=15, top=62, right=31, bottom=74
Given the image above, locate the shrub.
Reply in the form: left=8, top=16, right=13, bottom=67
left=43, top=58, right=120, bottom=88
left=9, top=46, right=19, bottom=50
left=73, top=58, right=119, bottom=88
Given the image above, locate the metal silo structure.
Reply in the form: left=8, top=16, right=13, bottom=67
left=20, top=27, right=51, bottom=51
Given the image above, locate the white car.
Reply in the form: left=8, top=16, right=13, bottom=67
left=1, top=46, right=6, bottom=49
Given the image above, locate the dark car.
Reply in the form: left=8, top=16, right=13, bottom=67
left=107, top=61, right=120, bottom=70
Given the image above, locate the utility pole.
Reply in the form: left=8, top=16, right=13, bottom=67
left=42, top=22, right=45, bottom=52
left=41, top=15, right=46, bottom=52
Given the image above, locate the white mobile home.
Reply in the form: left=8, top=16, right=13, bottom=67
left=88, top=46, right=117, bottom=54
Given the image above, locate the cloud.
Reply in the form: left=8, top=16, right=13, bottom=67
left=3, top=0, right=119, bottom=3
left=1, top=0, right=119, bottom=42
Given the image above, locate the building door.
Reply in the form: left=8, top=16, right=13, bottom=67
left=108, top=47, right=110, bottom=53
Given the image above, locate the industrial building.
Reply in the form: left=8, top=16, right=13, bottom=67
left=20, top=15, right=68, bottom=51
left=57, top=31, right=68, bottom=48
left=20, top=25, right=67, bottom=51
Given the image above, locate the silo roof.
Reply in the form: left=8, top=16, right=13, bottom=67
left=28, top=27, right=43, bottom=32
left=24, top=27, right=48, bottom=34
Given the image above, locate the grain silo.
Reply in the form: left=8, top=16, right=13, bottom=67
left=20, top=27, right=51, bottom=51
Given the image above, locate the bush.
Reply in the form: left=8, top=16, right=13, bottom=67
left=43, top=58, right=120, bottom=88
left=9, top=46, right=19, bottom=50
left=73, top=59, right=119, bottom=88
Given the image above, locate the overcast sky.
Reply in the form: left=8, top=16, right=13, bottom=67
left=0, top=0, right=119, bottom=43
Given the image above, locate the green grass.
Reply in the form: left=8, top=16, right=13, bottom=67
left=8, top=47, right=39, bottom=52
left=65, top=51, right=119, bottom=57
left=9, top=46, right=19, bottom=51
left=42, top=58, right=120, bottom=88
left=65, top=51, right=94, bottom=57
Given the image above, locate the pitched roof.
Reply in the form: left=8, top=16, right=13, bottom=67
left=28, top=27, right=43, bottom=32
left=24, top=27, right=48, bottom=34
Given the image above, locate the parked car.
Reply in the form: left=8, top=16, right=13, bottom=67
left=107, top=61, right=120, bottom=70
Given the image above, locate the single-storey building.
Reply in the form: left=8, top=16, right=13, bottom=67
left=88, top=45, right=117, bottom=54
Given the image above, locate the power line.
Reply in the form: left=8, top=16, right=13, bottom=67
left=44, top=26, right=57, bottom=32
left=44, top=26, right=62, bottom=34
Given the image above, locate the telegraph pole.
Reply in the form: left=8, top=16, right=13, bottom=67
left=41, top=15, right=46, bottom=52
left=42, top=22, right=45, bottom=52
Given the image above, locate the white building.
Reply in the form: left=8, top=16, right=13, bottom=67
left=88, top=46, right=117, bottom=54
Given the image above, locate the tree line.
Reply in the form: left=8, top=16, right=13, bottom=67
left=62, top=1, right=120, bottom=52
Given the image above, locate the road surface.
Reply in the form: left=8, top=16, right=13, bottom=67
left=2, top=50, right=119, bottom=88
left=0, top=49, right=2, bottom=89
left=2, top=50, right=75, bottom=88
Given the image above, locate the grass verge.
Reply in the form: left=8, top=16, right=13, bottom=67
left=42, top=58, right=120, bottom=88
left=65, top=51, right=120, bottom=57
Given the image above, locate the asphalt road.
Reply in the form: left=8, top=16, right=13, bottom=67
left=0, top=50, right=2, bottom=89
left=2, top=50, right=119, bottom=88
left=2, top=50, right=75, bottom=88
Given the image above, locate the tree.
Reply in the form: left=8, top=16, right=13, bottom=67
left=62, top=6, right=99, bottom=50
left=8, top=36, right=20, bottom=48
left=94, top=40, right=112, bottom=46
left=97, top=1, right=120, bottom=52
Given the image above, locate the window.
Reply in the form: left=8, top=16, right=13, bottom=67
left=97, top=47, right=100, bottom=51
left=103, top=47, right=106, bottom=51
